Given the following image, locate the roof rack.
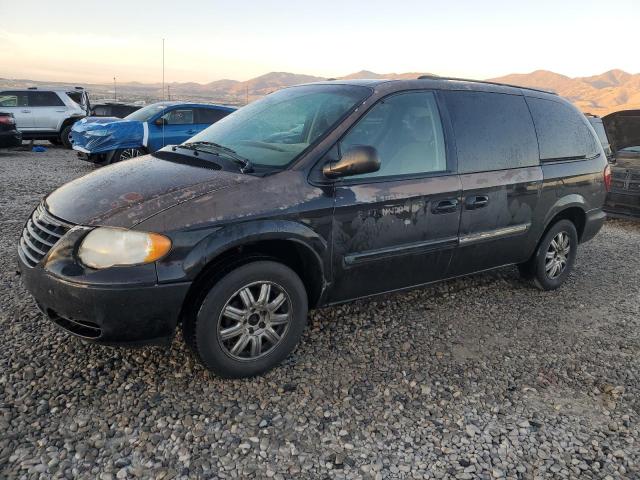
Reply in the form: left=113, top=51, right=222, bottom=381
left=26, top=86, right=85, bottom=91
left=416, top=75, right=557, bottom=95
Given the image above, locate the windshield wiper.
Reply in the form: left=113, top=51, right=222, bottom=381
left=181, top=141, right=254, bottom=173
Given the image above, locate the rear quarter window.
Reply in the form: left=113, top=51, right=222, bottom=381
left=526, top=97, right=598, bottom=160
left=443, top=91, right=539, bottom=173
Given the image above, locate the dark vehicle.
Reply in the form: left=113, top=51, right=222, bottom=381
left=0, top=112, right=22, bottom=147
left=90, top=102, right=142, bottom=118
left=602, top=110, right=640, bottom=218
left=18, top=78, right=609, bottom=378
left=586, top=114, right=613, bottom=161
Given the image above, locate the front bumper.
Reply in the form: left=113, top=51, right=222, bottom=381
left=74, top=146, right=109, bottom=164
left=18, top=253, right=191, bottom=346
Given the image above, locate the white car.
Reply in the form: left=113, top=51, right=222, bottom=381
left=0, top=87, right=90, bottom=148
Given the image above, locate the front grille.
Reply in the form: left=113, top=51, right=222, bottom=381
left=18, top=204, right=73, bottom=267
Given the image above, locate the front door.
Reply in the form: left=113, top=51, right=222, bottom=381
left=151, top=107, right=197, bottom=149
left=441, top=90, right=543, bottom=275
left=329, top=90, right=462, bottom=302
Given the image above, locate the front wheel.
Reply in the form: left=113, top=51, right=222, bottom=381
left=110, top=147, right=146, bottom=163
left=183, top=261, right=308, bottom=378
left=519, top=219, right=578, bottom=290
left=60, top=125, right=73, bottom=149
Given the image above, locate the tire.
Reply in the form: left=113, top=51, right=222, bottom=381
left=60, top=124, right=73, bottom=149
left=183, top=261, right=308, bottom=378
left=110, top=147, right=145, bottom=164
left=520, top=219, right=578, bottom=291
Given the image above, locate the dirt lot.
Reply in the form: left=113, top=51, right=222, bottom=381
left=0, top=145, right=638, bottom=479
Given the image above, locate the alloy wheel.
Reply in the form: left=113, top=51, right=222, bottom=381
left=119, top=148, right=143, bottom=161
left=217, top=281, right=292, bottom=361
left=545, top=231, right=571, bottom=279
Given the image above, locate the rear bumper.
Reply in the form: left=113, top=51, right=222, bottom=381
left=18, top=255, right=191, bottom=346
left=581, top=208, right=607, bottom=243
left=604, top=191, right=640, bottom=219
left=0, top=129, right=22, bottom=147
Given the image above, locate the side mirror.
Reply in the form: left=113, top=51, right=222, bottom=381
left=323, top=145, right=381, bottom=179
left=154, top=117, right=167, bottom=126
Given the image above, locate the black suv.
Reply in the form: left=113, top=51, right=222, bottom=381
left=18, top=78, right=609, bottom=377
left=601, top=110, right=640, bottom=218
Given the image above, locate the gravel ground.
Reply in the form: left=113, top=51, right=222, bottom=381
left=1, top=145, right=638, bottom=480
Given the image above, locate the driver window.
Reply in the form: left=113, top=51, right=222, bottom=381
left=340, top=91, right=446, bottom=179
left=162, top=109, right=194, bottom=125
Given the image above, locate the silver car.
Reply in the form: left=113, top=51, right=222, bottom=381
left=0, top=87, right=89, bottom=148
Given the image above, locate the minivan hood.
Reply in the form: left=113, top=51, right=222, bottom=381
left=45, top=154, right=253, bottom=228
left=602, top=110, right=640, bottom=153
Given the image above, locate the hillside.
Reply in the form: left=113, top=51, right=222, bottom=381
left=2, top=69, right=639, bottom=115
left=489, top=69, right=640, bottom=116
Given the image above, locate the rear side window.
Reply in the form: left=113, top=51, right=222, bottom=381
left=0, top=92, right=28, bottom=107
left=92, top=106, right=109, bottom=116
left=526, top=97, right=598, bottom=160
left=196, top=108, right=231, bottom=124
left=444, top=91, right=539, bottom=173
left=27, top=91, right=65, bottom=107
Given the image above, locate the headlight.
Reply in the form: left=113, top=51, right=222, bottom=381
left=78, top=227, right=172, bottom=269
left=86, top=129, right=110, bottom=136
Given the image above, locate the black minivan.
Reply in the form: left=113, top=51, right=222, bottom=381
left=18, top=78, right=610, bottom=377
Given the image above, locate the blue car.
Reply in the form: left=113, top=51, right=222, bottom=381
left=71, top=102, right=236, bottom=164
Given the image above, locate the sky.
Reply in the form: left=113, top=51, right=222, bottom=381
left=1, top=0, right=639, bottom=84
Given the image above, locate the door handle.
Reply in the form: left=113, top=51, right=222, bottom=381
left=21, top=109, right=31, bottom=113
left=432, top=199, right=459, bottom=214
left=186, top=130, right=196, bottom=134
left=465, top=195, right=489, bottom=210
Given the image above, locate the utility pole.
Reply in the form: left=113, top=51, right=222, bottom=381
left=113, top=76, right=117, bottom=102
left=162, top=38, right=165, bottom=101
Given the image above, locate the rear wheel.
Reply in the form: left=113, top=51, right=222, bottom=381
left=519, top=219, right=578, bottom=290
left=183, top=261, right=308, bottom=378
left=60, top=125, right=73, bottom=149
left=111, top=147, right=145, bottom=163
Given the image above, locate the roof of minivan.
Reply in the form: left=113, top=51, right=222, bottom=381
left=306, top=77, right=558, bottom=98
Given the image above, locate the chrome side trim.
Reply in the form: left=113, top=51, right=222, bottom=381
left=459, top=223, right=530, bottom=245
left=344, top=236, right=458, bottom=266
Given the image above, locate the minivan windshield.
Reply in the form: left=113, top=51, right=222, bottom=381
left=186, top=85, right=371, bottom=168
left=125, top=103, right=174, bottom=122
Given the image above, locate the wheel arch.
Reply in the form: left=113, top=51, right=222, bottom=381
left=541, top=195, right=587, bottom=242
left=178, top=220, right=330, bottom=323
left=59, top=116, right=83, bottom=133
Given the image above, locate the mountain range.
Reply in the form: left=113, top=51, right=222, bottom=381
left=1, top=69, right=639, bottom=115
